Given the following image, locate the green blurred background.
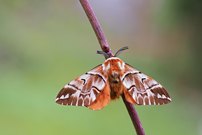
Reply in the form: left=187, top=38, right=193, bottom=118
left=0, top=0, right=202, bottom=135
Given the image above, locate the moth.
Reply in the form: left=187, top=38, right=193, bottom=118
left=55, top=47, right=171, bottom=110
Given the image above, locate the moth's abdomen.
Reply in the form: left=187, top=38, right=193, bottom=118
left=109, top=82, right=123, bottom=100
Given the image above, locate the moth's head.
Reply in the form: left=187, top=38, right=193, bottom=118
left=97, top=46, right=128, bottom=59
left=102, top=57, right=125, bottom=71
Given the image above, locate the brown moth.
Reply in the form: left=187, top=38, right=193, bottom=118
left=55, top=47, right=171, bottom=110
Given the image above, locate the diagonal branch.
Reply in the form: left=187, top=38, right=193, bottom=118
left=79, top=0, right=113, bottom=57
left=122, top=95, right=145, bottom=135
left=79, top=0, right=145, bottom=135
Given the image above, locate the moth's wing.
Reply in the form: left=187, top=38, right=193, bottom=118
left=121, top=64, right=171, bottom=105
left=55, top=65, right=110, bottom=110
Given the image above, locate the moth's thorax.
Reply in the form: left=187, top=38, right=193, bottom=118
left=102, top=57, right=125, bottom=82
left=102, top=57, right=125, bottom=99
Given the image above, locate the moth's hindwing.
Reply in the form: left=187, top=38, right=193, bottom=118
left=55, top=65, right=110, bottom=110
left=122, top=64, right=171, bottom=105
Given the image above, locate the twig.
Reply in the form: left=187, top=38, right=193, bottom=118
left=79, top=0, right=113, bottom=57
left=79, top=0, right=145, bottom=135
left=122, top=95, right=145, bottom=135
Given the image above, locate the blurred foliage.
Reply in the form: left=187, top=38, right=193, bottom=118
left=165, top=0, right=202, bottom=88
left=0, top=0, right=201, bottom=135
